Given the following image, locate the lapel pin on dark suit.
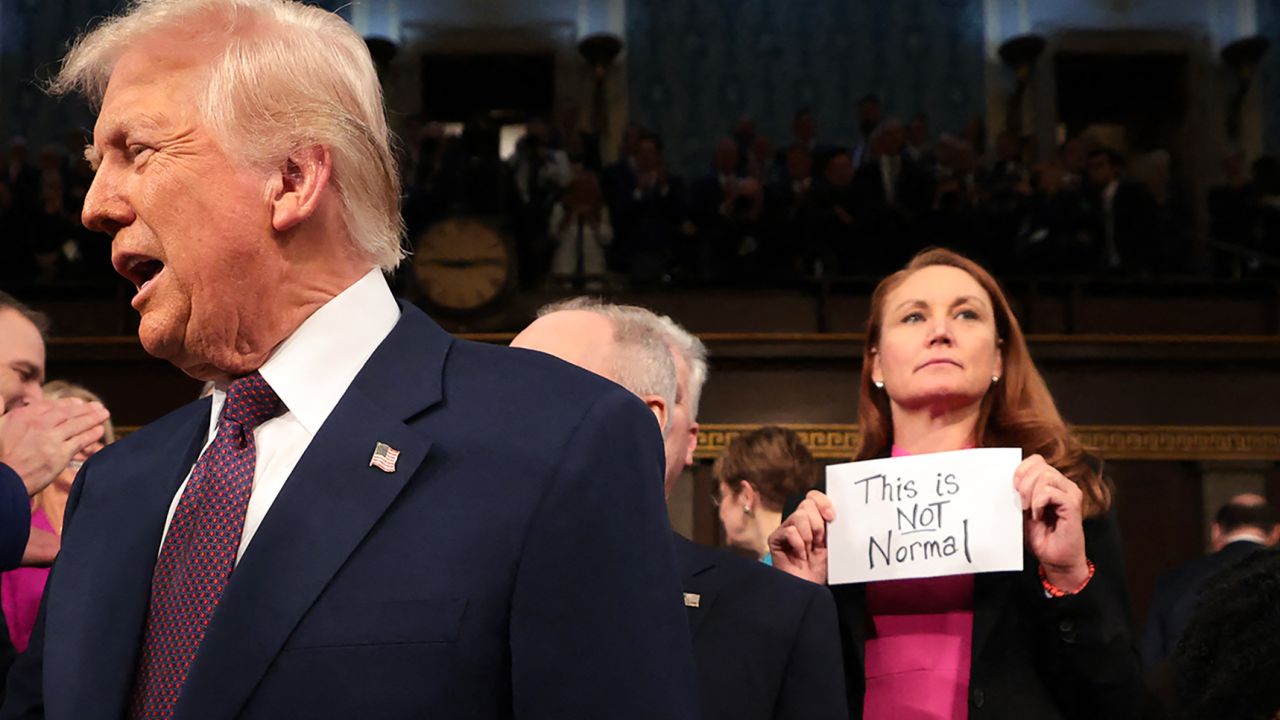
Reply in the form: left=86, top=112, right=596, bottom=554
left=369, top=442, right=400, bottom=472
left=683, top=592, right=700, bottom=608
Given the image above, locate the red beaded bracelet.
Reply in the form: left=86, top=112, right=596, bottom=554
left=1039, top=560, right=1096, bottom=598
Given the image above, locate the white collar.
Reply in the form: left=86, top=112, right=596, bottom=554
left=1220, top=530, right=1269, bottom=547
left=208, top=268, right=400, bottom=436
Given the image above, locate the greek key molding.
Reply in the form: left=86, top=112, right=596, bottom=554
left=695, top=425, right=1280, bottom=461
left=114, top=424, right=1280, bottom=461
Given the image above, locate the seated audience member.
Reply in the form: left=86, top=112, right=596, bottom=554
left=1085, top=147, right=1156, bottom=274
left=2, top=380, right=115, bottom=653
left=765, top=143, right=817, bottom=281
left=1141, top=493, right=1278, bottom=670
left=688, top=138, right=743, bottom=283
left=1172, top=549, right=1280, bottom=720
left=790, top=108, right=820, bottom=157
left=809, top=149, right=859, bottom=276
left=905, top=113, right=935, bottom=168
left=1130, top=149, right=1190, bottom=275
left=548, top=167, right=612, bottom=290
left=851, top=94, right=883, bottom=169
left=611, top=132, right=687, bottom=283
left=852, top=118, right=931, bottom=270
left=507, top=117, right=573, bottom=288
left=512, top=299, right=848, bottom=720
left=1016, top=161, right=1093, bottom=274
left=1207, top=150, right=1258, bottom=275
left=927, top=136, right=983, bottom=261
left=771, top=248, right=1142, bottom=718
left=1254, top=155, right=1280, bottom=271
left=747, top=135, right=779, bottom=186
left=713, top=426, right=818, bottom=563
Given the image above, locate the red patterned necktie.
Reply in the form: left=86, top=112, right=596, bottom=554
left=129, top=372, right=282, bottom=720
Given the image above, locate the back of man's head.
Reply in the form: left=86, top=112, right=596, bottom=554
left=1212, top=493, right=1279, bottom=549
left=650, top=314, right=706, bottom=421
left=0, top=292, right=49, bottom=339
left=523, top=298, right=677, bottom=432
left=51, top=0, right=403, bottom=270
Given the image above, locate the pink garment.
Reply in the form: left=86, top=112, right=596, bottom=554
left=862, top=445, right=976, bottom=720
left=1, top=507, right=55, bottom=653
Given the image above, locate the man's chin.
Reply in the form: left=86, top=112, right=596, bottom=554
left=137, top=321, right=182, bottom=363
left=137, top=319, right=210, bottom=378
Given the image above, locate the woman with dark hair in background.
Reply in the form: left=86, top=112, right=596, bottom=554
left=713, top=426, right=819, bottom=564
left=769, top=247, right=1142, bottom=718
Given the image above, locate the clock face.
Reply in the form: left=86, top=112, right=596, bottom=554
left=412, top=219, right=511, bottom=313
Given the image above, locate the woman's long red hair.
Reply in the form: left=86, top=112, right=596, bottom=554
left=855, top=248, right=1112, bottom=516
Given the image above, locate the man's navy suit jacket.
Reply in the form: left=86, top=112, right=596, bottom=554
left=1140, top=539, right=1267, bottom=669
left=2, top=303, right=701, bottom=720
left=0, top=463, right=32, bottom=706
left=676, top=535, right=848, bottom=720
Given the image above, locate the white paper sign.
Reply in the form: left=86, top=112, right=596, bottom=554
left=825, top=448, right=1024, bottom=585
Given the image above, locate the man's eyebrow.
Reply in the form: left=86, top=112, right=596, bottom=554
left=10, top=360, right=43, bottom=382
left=84, top=145, right=102, bottom=170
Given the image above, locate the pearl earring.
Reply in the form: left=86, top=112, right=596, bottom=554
left=743, top=505, right=752, bottom=515
left=992, top=375, right=1000, bottom=383
left=873, top=380, right=885, bottom=389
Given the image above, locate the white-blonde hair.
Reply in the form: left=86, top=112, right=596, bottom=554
left=652, top=314, right=707, bottom=420
left=537, top=298, right=677, bottom=432
left=50, top=0, right=404, bottom=270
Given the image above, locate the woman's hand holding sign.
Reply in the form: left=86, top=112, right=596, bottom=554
left=768, top=490, right=836, bottom=585
left=1014, top=453, right=1090, bottom=590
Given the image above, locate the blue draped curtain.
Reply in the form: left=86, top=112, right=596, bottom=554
left=626, top=0, right=986, bottom=177
left=0, top=0, right=349, bottom=144
left=1261, top=0, right=1280, bottom=155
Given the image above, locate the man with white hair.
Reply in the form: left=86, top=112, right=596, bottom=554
left=513, top=300, right=848, bottom=720
left=4, top=3, right=698, bottom=719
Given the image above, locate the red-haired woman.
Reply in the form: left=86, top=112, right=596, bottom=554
left=769, top=248, right=1141, bottom=718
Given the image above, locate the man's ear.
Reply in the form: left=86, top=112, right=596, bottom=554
left=270, top=144, right=332, bottom=233
left=641, top=395, right=668, bottom=434
left=1210, top=522, right=1224, bottom=551
left=685, top=421, right=699, bottom=467
left=1268, top=525, right=1280, bottom=547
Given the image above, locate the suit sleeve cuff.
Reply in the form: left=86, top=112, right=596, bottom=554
left=0, top=463, right=31, bottom=570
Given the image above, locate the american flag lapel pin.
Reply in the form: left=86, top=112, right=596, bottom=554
left=369, top=442, right=400, bottom=473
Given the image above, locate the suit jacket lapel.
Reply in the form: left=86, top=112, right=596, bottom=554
left=173, top=304, right=451, bottom=720
left=675, top=536, right=721, bottom=638
left=47, top=401, right=209, bottom=719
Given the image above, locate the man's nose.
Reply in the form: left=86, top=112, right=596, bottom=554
left=81, top=166, right=133, bottom=235
left=14, top=382, right=42, bottom=409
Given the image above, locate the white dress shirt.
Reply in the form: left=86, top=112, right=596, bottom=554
left=161, top=268, right=401, bottom=563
